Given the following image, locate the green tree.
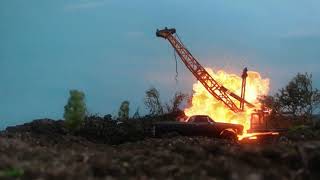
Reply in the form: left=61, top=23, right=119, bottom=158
left=264, top=73, right=320, bottom=120
left=118, top=101, right=130, bottom=120
left=144, top=87, right=163, bottom=115
left=64, top=90, right=87, bottom=131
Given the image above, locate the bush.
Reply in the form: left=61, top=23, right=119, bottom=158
left=274, top=73, right=319, bottom=120
left=287, top=125, right=315, bottom=140
left=64, top=90, right=87, bottom=131
left=165, top=91, right=188, bottom=113
left=144, top=87, right=163, bottom=115
left=0, top=168, right=24, bottom=178
left=118, top=101, right=130, bottom=120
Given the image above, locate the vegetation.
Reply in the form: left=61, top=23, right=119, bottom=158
left=165, top=91, right=188, bottom=113
left=276, top=73, right=320, bottom=118
left=103, top=114, right=112, bottom=120
left=144, top=87, right=164, bottom=115
left=144, top=87, right=188, bottom=120
left=0, top=168, right=24, bottom=178
left=64, top=90, right=87, bottom=131
left=260, top=73, right=320, bottom=122
left=118, top=101, right=130, bottom=120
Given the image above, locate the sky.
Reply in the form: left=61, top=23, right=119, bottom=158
left=1, top=0, right=320, bottom=129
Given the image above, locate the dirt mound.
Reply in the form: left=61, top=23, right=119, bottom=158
left=2, top=118, right=153, bottom=146
left=1, top=134, right=320, bottom=180
left=1, top=118, right=320, bottom=179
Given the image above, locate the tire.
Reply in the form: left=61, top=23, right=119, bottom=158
left=220, top=129, right=238, bottom=142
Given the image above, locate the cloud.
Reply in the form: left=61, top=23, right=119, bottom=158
left=65, top=0, right=109, bottom=11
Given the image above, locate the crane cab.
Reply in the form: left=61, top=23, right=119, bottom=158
left=156, top=28, right=176, bottom=39
left=248, top=110, right=270, bottom=133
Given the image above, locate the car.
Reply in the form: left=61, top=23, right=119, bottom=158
left=153, top=115, right=243, bottom=141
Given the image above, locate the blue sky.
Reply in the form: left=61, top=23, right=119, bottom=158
left=1, top=0, right=320, bottom=129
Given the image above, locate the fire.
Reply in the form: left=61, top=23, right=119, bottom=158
left=184, top=68, right=270, bottom=137
left=238, top=132, right=279, bottom=141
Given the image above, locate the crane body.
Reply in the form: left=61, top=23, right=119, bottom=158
left=156, top=28, right=254, bottom=113
left=156, top=27, right=287, bottom=137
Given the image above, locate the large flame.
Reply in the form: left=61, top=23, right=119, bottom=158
left=184, top=68, right=270, bottom=136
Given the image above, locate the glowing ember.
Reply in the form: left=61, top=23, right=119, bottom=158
left=248, top=136, right=258, bottom=140
left=237, top=132, right=280, bottom=141
left=184, top=68, right=270, bottom=138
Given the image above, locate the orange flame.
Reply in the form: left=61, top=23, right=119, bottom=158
left=237, top=132, right=279, bottom=141
left=184, top=68, right=270, bottom=137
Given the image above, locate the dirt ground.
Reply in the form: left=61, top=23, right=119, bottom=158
left=1, top=119, right=320, bottom=180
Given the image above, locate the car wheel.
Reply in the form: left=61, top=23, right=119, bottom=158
left=220, top=129, right=238, bottom=142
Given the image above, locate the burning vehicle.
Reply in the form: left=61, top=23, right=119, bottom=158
left=153, top=115, right=243, bottom=141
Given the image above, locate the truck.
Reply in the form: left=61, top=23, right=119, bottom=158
left=153, top=115, right=244, bottom=141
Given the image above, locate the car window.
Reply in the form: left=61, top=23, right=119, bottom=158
left=207, top=117, right=215, bottom=123
left=188, top=116, right=195, bottom=122
left=188, top=116, right=215, bottom=123
left=198, top=117, right=208, bottom=123
left=191, top=116, right=209, bottom=123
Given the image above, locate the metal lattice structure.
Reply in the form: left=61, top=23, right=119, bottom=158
left=156, top=28, right=254, bottom=113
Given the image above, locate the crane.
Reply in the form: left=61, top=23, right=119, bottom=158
left=156, top=27, right=255, bottom=113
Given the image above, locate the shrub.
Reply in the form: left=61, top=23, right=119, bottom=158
left=287, top=125, right=315, bottom=140
left=0, top=168, right=24, bottom=178
left=64, top=90, right=87, bottom=131
left=165, top=91, right=188, bottom=113
left=104, top=114, right=112, bottom=121
left=118, top=101, right=130, bottom=120
left=144, top=87, right=163, bottom=115
left=275, top=73, right=319, bottom=119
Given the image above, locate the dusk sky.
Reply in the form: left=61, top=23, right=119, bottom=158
left=1, top=0, right=320, bottom=129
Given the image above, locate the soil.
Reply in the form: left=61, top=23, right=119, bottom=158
left=1, top=119, right=320, bottom=180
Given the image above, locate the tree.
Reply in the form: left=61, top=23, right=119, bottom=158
left=311, top=89, right=320, bottom=115
left=64, top=90, right=87, bottom=131
left=165, top=91, right=188, bottom=113
left=118, top=101, right=130, bottom=120
left=274, top=73, right=320, bottom=119
left=144, top=87, right=163, bottom=115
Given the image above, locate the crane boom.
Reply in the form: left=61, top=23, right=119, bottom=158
left=156, top=28, right=254, bottom=113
